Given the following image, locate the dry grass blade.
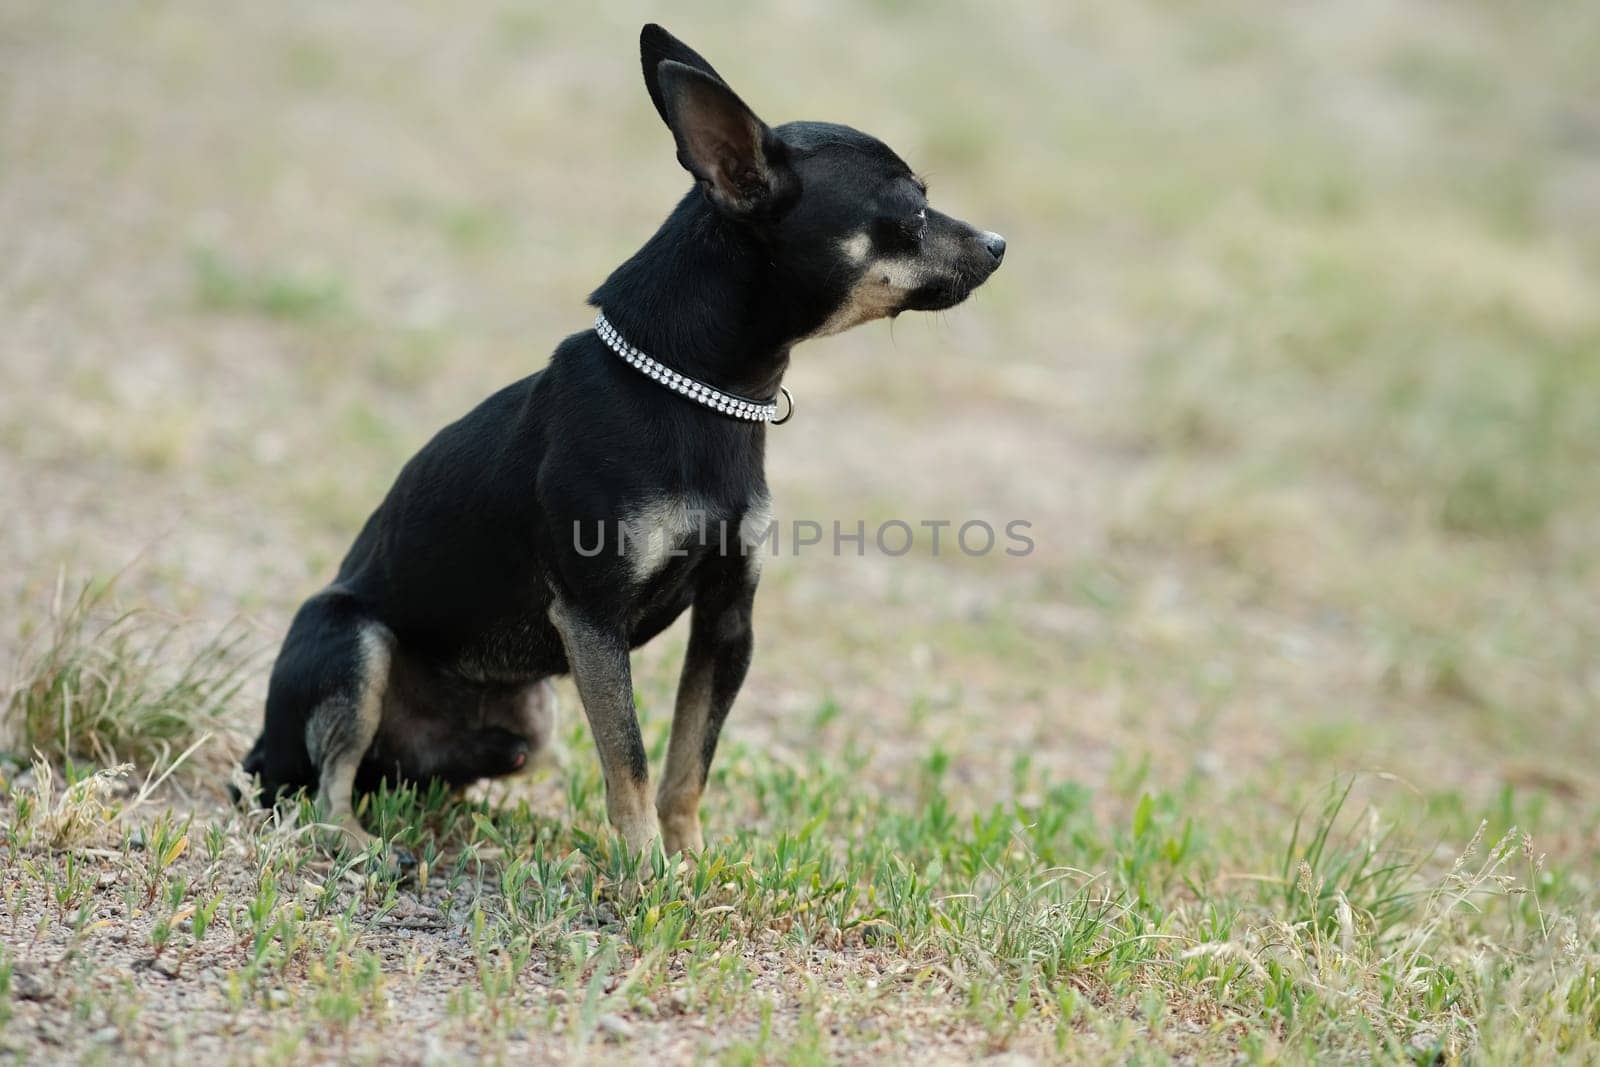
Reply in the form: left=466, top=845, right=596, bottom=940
left=2, top=573, right=257, bottom=774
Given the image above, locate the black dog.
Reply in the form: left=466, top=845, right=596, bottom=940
left=238, top=24, right=1005, bottom=855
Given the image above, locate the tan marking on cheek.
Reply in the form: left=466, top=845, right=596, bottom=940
left=840, top=232, right=871, bottom=265
left=811, top=257, right=923, bottom=337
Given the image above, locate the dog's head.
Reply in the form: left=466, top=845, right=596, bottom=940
left=640, top=24, right=1005, bottom=341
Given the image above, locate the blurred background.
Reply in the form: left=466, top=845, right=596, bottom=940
left=3, top=2, right=1597, bottom=813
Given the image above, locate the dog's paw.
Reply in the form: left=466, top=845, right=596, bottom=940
left=659, top=812, right=705, bottom=857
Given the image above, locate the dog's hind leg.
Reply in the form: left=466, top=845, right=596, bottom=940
left=247, top=591, right=375, bottom=810
left=658, top=558, right=756, bottom=855
left=303, top=625, right=393, bottom=851
left=549, top=598, right=659, bottom=855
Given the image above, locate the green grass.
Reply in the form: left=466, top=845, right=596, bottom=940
left=191, top=247, right=349, bottom=322
left=1, top=718, right=1593, bottom=1063
left=3, top=576, right=254, bottom=773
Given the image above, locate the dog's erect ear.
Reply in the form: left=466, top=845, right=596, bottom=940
left=640, top=24, right=727, bottom=126
left=655, top=60, right=798, bottom=219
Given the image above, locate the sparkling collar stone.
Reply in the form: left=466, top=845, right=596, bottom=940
left=594, top=312, right=790, bottom=424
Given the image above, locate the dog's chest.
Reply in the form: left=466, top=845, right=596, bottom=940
left=619, top=489, right=771, bottom=582
left=621, top=495, right=714, bottom=583
left=620, top=490, right=767, bottom=621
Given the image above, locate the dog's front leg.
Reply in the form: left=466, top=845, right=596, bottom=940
left=549, top=599, right=659, bottom=854
left=658, top=565, right=755, bottom=855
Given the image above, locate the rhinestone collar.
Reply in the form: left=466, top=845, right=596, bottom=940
left=594, top=312, right=792, bottom=425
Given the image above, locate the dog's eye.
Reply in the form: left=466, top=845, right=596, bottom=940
left=880, top=210, right=927, bottom=247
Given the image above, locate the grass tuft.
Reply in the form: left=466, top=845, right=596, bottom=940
left=191, top=247, right=348, bottom=321
left=2, top=574, right=254, bottom=772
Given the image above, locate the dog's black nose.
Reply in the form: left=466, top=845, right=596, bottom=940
left=981, top=231, right=1006, bottom=264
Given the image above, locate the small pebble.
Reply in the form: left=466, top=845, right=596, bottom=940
left=596, top=1013, right=635, bottom=1042
left=11, top=965, right=49, bottom=1001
